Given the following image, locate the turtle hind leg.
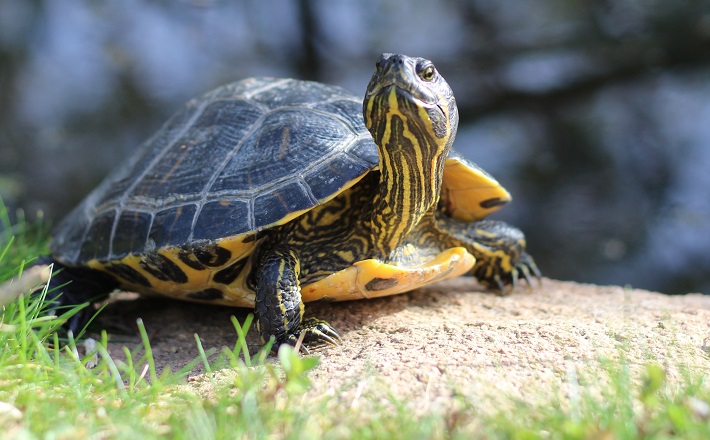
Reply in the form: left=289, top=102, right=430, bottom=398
left=255, top=247, right=340, bottom=352
left=35, top=256, right=118, bottom=334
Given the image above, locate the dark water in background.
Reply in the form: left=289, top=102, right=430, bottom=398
left=1, top=1, right=709, bottom=294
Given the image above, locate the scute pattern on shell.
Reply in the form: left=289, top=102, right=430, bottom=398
left=51, top=78, right=380, bottom=264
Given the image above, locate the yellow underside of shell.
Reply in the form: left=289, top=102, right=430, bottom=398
left=301, top=247, right=474, bottom=302
left=89, top=244, right=474, bottom=307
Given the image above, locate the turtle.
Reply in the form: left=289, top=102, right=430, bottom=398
left=40, top=53, right=540, bottom=350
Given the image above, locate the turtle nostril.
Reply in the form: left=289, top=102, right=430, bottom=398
left=387, top=54, right=404, bottom=66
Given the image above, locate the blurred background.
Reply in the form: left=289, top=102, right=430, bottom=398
left=1, top=0, right=709, bottom=294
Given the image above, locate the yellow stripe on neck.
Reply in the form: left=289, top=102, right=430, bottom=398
left=368, top=88, right=445, bottom=260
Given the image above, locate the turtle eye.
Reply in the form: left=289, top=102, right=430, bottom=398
left=417, top=63, right=436, bottom=82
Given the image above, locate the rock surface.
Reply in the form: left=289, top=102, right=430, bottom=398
left=103, top=278, right=710, bottom=404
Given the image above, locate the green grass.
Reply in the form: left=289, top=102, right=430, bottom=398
left=1, top=204, right=710, bottom=439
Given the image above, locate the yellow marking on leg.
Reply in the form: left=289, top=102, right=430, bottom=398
left=292, top=250, right=304, bottom=320
left=277, top=258, right=287, bottom=319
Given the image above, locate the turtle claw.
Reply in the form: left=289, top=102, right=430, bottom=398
left=276, top=317, right=341, bottom=353
left=474, top=252, right=542, bottom=293
left=510, top=267, right=520, bottom=290
left=519, top=253, right=543, bottom=288
left=299, top=317, right=342, bottom=346
left=531, top=263, right=543, bottom=288
left=511, top=253, right=542, bottom=291
left=519, top=265, right=534, bottom=290
left=493, top=274, right=506, bottom=293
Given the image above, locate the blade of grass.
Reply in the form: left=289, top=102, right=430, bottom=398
left=96, top=341, right=128, bottom=395
left=230, top=314, right=253, bottom=367
left=194, top=333, right=212, bottom=374
left=136, top=318, right=159, bottom=385
left=0, top=235, right=14, bottom=267
left=122, top=346, right=137, bottom=392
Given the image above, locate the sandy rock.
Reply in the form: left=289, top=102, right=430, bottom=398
left=103, top=278, right=710, bottom=405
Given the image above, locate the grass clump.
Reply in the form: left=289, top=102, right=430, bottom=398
left=476, top=361, right=710, bottom=440
left=0, top=202, right=326, bottom=438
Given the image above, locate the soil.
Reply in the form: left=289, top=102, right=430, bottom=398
left=99, top=278, right=710, bottom=406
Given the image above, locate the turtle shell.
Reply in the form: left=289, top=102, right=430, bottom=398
left=52, top=78, right=380, bottom=265
left=51, top=77, right=510, bottom=268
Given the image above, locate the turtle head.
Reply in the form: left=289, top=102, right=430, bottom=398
left=363, top=53, right=458, bottom=162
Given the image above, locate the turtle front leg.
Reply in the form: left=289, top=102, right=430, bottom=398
left=465, top=220, right=542, bottom=291
left=255, top=247, right=340, bottom=351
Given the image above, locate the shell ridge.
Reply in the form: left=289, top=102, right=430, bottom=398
left=240, top=78, right=292, bottom=100
left=114, top=97, right=212, bottom=232
left=198, top=103, right=272, bottom=199
left=297, top=177, right=319, bottom=206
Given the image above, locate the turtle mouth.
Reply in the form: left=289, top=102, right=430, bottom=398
left=369, top=83, right=439, bottom=120
left=398, top=85, right=438, bottom=108
left=368, top=82, right=438, bottom=109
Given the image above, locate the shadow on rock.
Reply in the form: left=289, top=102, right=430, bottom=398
left=87, top=277, right=488, bottom=373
